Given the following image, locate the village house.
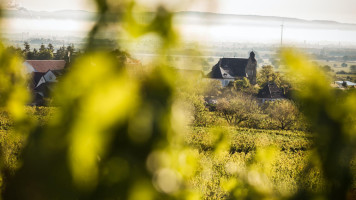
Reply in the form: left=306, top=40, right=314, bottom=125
left=23, top=60, right=66, bottom=105
left=24, top=56, right=143, bottom=105
left=207, top=51, right=257, bottom=86
left=257, top=82, right=286, bottom=103
left=334, top=80, right=356, bottom=88
left=24, top=60, right=66, bottom=85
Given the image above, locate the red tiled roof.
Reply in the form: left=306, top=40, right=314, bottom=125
left=25, top=60, right=66, bottom=73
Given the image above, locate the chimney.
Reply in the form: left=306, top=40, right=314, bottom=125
left=67, top=51, right=71, bottom=64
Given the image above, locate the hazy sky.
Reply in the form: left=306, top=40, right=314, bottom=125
left=5, top=0, right=356, bottom=23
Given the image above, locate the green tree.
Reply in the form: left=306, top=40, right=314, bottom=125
left=203, top=80, right=222, bottom=97
left=336, top=70, right=347, bottom=74
left=257, top=65, right=283, bottom=87
left=322, top=65, right=332, bottom=72
left=65, top=44, right=75, bottom=63
left=233, top=77, right=259, bottom=95
left=67, top=44, right=75, bottom=55
left=39, top=44, right=46, bottom=52
left=22, top=42, right=31, bottom=59
left=6, top=46, right=23, bottom=58
left=23, top=42, right=30, bottom=53
left=233, top=77, right=250, bottom=91
left=183, top=94, right=214, bottom=127
left=32, top=48, right=38, bottom=59
left=55, top=45, right=67, bottom=60
left=38, top=44, right=53, bottom=60
left=350, top=65, right=356, bottom=73
left=47, top=43, right=54, bottom=53
left=258, top=65, right=293, bottom=94
left=25, top=47, right=38, bottom=60
left=24, top=42, right=30, bottom=51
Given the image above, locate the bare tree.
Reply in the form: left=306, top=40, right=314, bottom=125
left=265, top=100, right=299, bottom=130
left=216, top=93, right=260, bottom=125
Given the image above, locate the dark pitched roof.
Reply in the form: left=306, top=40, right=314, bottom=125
left=207, top=63, right=223, bottom=78
left=34, top=82, right=54, bottom=98
left=31, top=72, right=45, bottom=86
left=257, top=82, right=285, bottom=99
left=220, top=58, right=249, bottom=77
left=207, top=58, right=248, bottom=79
left=25, top=60, right=66, bottom=73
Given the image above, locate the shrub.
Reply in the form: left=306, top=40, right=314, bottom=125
left=264, top=100, right=299, bottom=130
left=183, top=94, right=216, bottom=127
left=216, top=93, right=260, bottom=126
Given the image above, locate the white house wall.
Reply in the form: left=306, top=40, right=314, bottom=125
left=23, top=62, right=36, bottom=74
left=44, top=71, right=57, bottom=83
left=219, top=79, right=234, bottom=87
left=36, top=77, right=46, bottom=88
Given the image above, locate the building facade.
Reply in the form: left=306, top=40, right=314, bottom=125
left=207, top=51, right=257, bottom=86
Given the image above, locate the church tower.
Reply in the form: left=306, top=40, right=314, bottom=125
left=246, top=51, right=257, bottom=85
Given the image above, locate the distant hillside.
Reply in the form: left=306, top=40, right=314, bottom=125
left=4, top=9, right=356, bottom=28
left=176, top=11, right=341, bottom=24
left=3, top=9, right=356, bottom=37
left=3, top=9, right=95, bottom=21
left=174, top=11, right=356, bottom=30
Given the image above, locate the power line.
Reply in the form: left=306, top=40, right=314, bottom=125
left=280, top=23, right=284, bottom=46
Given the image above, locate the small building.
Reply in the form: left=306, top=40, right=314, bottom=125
left=24, top=60, right=66, bottom=106
left=207, top=51, right=257, bottom=86
left=334, top=81, right=356, bottom=87
left=257, top=82, right=286, bottom=103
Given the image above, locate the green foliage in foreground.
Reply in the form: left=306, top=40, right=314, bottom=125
left=0, top=107, right=55, bottom=189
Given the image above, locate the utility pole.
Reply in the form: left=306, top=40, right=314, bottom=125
left=280, top=23, right=284, bottom=47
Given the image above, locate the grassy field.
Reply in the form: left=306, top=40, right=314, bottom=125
left=183, top=126, right=324, bottom=199
left=0, top=108, right=355, bottom=199
left=313, top=60, right=355, bottom=71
